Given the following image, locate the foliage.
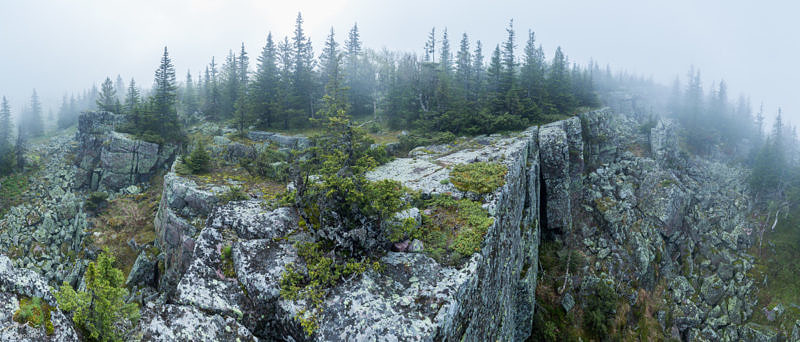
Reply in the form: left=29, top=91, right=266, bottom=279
left=418, top=195, right=494, bottom=265
left=279, top=241, right=376, bottom=336
left=240, top=147, right=290, bottom=181
left=583, top=281, right=618, bottom=338
left=219, top=186, right=248, bottom=203
left=85, top=191, right=109, bottom=211
left=0, top=173, right=27, bottom=219
left=292, top=110, right=405, bottom=252
left=13, top=297, right=54, bottom=335
left=56, top=250, right=139, bottom=342
left=182, top=140, right=211, bottom=174
left=449, top=162, right=507, bottom=194
left=220, top=244, right=236, bottom=278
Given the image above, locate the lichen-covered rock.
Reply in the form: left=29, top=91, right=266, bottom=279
left=248, top=130, right=310, bottom=149
left=174, top=228, right=247, bottom=319
left=739, top=323, right=779, bottom=342
left=208, top=202, right=297, bottom=240
left=75, top=111, right=177, bottom=192
left=539, top=121, right=571, bottom=233
left=650, top=119, right=680, bottom=166
left=126, top=251, right=157, bottom=288
left=139, top=303, right=257, bottom=342
left=0, top=254, right=80, bottom=342
left=313, top=252, right=471, bottom=341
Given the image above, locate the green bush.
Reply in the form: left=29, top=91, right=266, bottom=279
left=13, top=297, right=54, bottom=335
left=583, top=281, right=618, bottom=338
left=85, top=191, right=109, bottom=211
left=219, top=186, right=248, bottom=203
left=241, top=148, right=289, bottom=181
left=183, top=141, right=211, bottom=174
left=449, top=162, right=507, bottom=194
left=56, top=250, right=139, bottom=342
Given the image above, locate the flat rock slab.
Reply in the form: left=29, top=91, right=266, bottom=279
left=313, top=252, right=469, bottom=341
left=141, top=304, right=257, bottom=342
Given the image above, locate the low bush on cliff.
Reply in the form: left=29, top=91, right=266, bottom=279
left=280, top=111, right=406, bottom=336
left=181, top=140, right=211, bottom=174
left=449, top=161, right=507, bottom=195
left=56, top=250, right=140, bottom=342
left=240, top=147, right=290, bottom=181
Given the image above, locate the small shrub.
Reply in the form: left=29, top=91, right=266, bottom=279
left=219, top=186, right=248, bottom=203
left=85, top=191, right=109, bottom=211
left=183, top=141, right=211, bottom=174
left=13, top=297, right=54, bottom=335
left=449, top=162, right=507, bottom=194
left=279, top=241, right=374, bottom=336
left=583, top=281, right=619, bottom=338
left=241, top=148, right=289, bottom=181
left=56, top=250, right=139, bottom=342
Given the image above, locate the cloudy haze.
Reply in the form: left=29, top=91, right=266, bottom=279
left=1, top=0, right=798, bottom=123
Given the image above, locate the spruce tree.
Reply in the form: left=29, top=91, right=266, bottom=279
left=455, top=33, right=472, bottom=98
left=0, top=96, right=11, bottom=146
left=152, top=47, right=182, bottom=142
left=251, top=32, right=280, bottom=128
left=27, top=90, right=44, bottom=137
left=439, top=28, right=452, bottom=75
left=292, top=12, right=315, bottom=120
left=97, top=77, right=118, bottom=112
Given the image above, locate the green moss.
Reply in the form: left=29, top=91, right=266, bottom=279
left=418, top=195, right=494, bottom=265
left=220, top=244, right=236, bottom=278
left=594, top=196, right=615, bottom=213
left=449, top=162, right=507, bottom=194
left=13, top=297, right=54, bottom=335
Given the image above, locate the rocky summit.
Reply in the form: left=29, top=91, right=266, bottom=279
left=0, top=107, right=791, bottom=341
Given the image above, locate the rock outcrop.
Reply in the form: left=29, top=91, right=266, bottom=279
left=0, top=133, right=88, bottom=286
left=75, top=111, right=177, bottom=192
left=0, top=254, right=80, bottom=341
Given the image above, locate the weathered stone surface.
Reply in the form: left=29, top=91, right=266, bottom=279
left=651, top=119, right=680, bottom=166
left=248, top=130, right=310, bottom=149
left=740, top=323, right=779, bottom=342
left=208, top=202, right=297, bottom=240
left=139, top=303, right=257, bottom=342
left=539, top=121, right=571, bottom=233
left=314, top=252, right=470, bottom=341
left=126, top=251, right=157, bottom=288
left=75, top=111, right=177, bottom=192
left=0, top=255, right=80, bottom=342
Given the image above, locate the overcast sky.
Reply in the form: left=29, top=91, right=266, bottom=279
left=1, top=0, right=798, bottom=124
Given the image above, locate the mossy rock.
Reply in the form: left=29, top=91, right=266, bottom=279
left=449, top=162, right=507, bottom=195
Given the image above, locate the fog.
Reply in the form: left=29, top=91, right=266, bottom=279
left=1, top=0, right=798, bottom=123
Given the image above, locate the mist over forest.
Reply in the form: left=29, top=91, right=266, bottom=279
left=0, top=2, right=798, bottom=341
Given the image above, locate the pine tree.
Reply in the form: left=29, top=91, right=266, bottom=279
left=234, top=43, right=251, bottom=137
left=439, top=28, right=452, bottom=75
left=114, top=75, right=125, bottom=102
left=520, top=29, right=546, bottom=113
left=26, top=90, right=44, bottom=137
left=455, top=33, right=472, bottom=99
left=124, top=78, right=141, bottom=115
left=0, top=96, right=11, bottom=146
left=471, top=40, right=485, bottom=103
left=220, top=49, right=239, bottom=119
left=547, top=47, right=575, bottom=113
left=182, top=71, right=198, bottom=116
left=97, top=77, right=118, bottom=112
left=319, top=28, right=348, bottom=118
left=424, top=27, right=436, bottom=63
left=152, top=47, right=182, bottom=142
left=292, top=12, right=315, bottom=120
left=251, top=32, right=280, bottom=128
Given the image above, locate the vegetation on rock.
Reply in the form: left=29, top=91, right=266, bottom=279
left=449, top=161, right=507, bottom=194
left=56, top=250, right=140, bottom=342
left=13, top=296, right=54, bottom=335
left=417, top=195, right=494, bottom=265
